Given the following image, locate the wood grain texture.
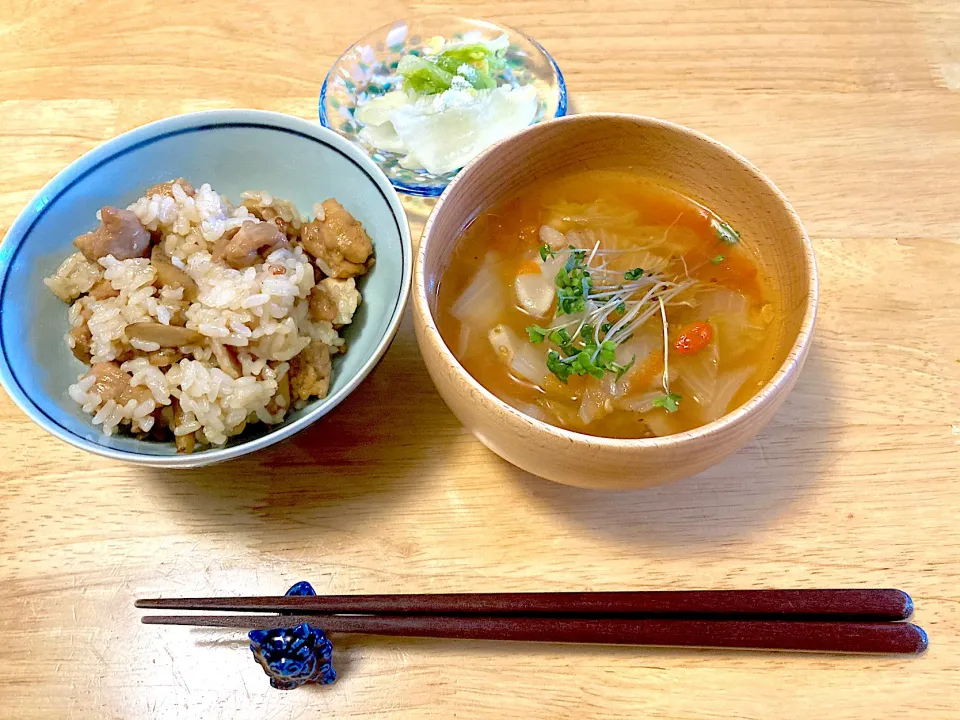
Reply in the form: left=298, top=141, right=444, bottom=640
left=1, top=0, right=958, bottom=717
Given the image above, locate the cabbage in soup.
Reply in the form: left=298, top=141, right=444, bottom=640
left=435, top=169, right=780, bottom=438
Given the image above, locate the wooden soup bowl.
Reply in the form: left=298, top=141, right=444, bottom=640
left=414, top=114, right=817, bottom=489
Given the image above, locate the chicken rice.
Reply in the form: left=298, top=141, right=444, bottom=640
left=43, top=179, right=374, bottom=452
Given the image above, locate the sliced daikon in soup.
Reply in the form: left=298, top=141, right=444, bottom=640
left=451, top=255, right=505, bottom=327
left=612, top=328, right=662, bottom=395
left=539, top=225, right=565, bottom=249
left=641, top=404, right=680, bottom=437
left=544, top=200, right=640, bottom=230
left=514, top=251, right=565, bottom=317
left=628, top=225, right=700, bottom=255
left=563, top=228, right=598, bottom=250
left=696, top=289, right=766, bottom=362
left=505, top=399, right=549, bottom=423
left=579, top=374, right=617, bottom=425
left=675, top=340, right=720, bottom=407
left=615, top=391, right=664, bottom=414
left=701, top=366, right=756, bottom=422
left=489, top=324, right=548, bottom=386
left=515, top=272, right=553, bottom=316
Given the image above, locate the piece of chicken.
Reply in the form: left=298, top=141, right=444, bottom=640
left=265, top=372, right=291, bottom=416
left=271, top=215, right=298, bottom=240
left=87, top=278, right=120, bottom=300
left=74, top=207, right=151, bottom=262
left=300, top=199, right=374, bottom=278
left=86, top=362, right=153, bottom=405
left=243, top=200, right=300, bottom=240
left=68, top=303, right=94, bottom=363
left=308, top=284, right=338, bottom=323
left=211, top=220, right=288, bottom=269
left=289, top=342, right=331, bottom=402
left=311, top=277, right=361, bottom=326
left=68, top=324, right=93, bottom=364
left=144, top=178, right=196, bottom=198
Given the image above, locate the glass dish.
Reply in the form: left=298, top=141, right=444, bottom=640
left=319, top=17, right=568, bottom=197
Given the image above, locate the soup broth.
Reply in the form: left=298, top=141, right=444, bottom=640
left=435, top=169, right=780, bottom=438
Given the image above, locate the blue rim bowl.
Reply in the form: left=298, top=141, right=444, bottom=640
left=0, top=109, right=412, bottom=467
left=319, top=17, right=568, bottom=197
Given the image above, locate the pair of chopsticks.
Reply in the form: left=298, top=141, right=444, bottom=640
left=137, top=589, right=927, bottom=654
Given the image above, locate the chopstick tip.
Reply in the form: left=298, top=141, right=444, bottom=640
left=899, top=590, right=915, bottom=620
left=912, top=623, right=929, bottom=654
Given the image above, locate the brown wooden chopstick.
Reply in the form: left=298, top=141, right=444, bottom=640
left=140, top=614, right=928, bottom=654
left=135, top=589, right=913, bottom=621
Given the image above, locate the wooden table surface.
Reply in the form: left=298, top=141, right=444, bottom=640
left=2, top=1, right=959, bottom=717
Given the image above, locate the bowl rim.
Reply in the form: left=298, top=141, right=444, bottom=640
left=318, top=15, right=569, bottom=198
left=0, top=108, right=412, bottom=467
left=415, top=112, right=818, bottom=450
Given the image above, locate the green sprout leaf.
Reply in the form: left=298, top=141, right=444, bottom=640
left=553, top=252, right=593, bottom=316
left=711, top=254, right=725, bottom=265
left=564, top=248, right=587, bottom=272
left=526, top=325, right=550, bottom=343
left=548, top=328, right=575, bottom=355
left=546, top=350, right=573, bottom=383
left=653, top=392, right=683, bottom=413
left=715, top=221, right=740, bottom=245
left=537, top=246, right=653, bottom=385
left=613, top=355, right=636, bottom=381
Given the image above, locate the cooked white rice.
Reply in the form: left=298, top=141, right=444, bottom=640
left=44, top=252, right=102, bottom=302
left=46, top=182, right=364, bottom=446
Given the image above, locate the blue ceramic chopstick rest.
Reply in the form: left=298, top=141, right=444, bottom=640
left=248, top=581, right=336, bottom=690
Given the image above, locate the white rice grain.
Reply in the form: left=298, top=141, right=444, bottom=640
left=129, top=338, right=161, bottom=352
left=198, top=323, right=230, bottom=338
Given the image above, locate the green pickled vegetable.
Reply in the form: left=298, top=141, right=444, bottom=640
left=398, top=37, right=508, bottom=95
left=397, top=55, right=457, bottom=95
